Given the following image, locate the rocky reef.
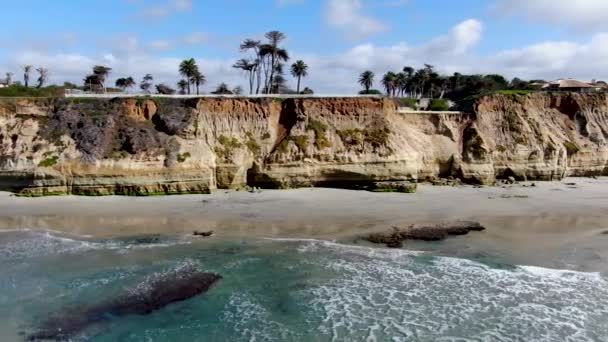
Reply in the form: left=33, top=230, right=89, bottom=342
left=27, top=266, right=221, bottom=341
left=0, top=92, right=607, bottom=196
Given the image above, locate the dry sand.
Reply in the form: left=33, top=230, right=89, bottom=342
left=1, top=177, right=607, bottom=271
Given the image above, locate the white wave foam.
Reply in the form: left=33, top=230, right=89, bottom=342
left=297, top=241, right=608, bottom=341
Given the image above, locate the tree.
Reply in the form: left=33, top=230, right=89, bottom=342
left=177, top=79, right=189, bottom=94
left=156, top=83, right=175, bottom=95
left=212, top=83, right=232, bottom=94
left=259, top=31, right=289, bottom=94
left=91, top=65, right=112, bottom=92
left=179, top=58, right=198, bottom=94
left=232, top=86, right=243, bottom=95
left=381, top=72, right=398, bottom=97
left=359, top=71, right=375, bottom=93
left=233, top=58, right=256, bottom=94
left=240, top=39, right=262, bottom=94
left=115, top=77, right=135, bottom=91
left=301, top=87, right=314, bottom=95
left=36, top=67, right=48, bottom=88
left=191, top=70, right=205, bottom=95
left=5, top=72, right=13, bottom=85
left=140, top=74, right=153, bottom=93
left=290, top=60, right=308, bottom=94
left=23, top=65, right=33, bottom=88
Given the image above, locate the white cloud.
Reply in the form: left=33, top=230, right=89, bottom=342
left=326, top=0, right=389, bottom=39
left=3, top=19, right=608, bottom=94
left=139, top=0, right=193, bottom=19
left=496, top=0, right=608, bottom=32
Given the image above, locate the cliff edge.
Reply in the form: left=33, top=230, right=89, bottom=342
left=0, top=93, right=606, bottom=196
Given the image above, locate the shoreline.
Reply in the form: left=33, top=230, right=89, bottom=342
left=2, top=177, right=608, bottom=272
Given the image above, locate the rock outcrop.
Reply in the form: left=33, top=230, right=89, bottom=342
left=0, top=93, right=607, bottom=196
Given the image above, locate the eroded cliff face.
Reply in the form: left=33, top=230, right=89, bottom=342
left=0, top=93, right=606, bottom=195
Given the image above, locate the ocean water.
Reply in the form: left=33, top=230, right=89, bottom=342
left=1, top=230, right=607, bottom=341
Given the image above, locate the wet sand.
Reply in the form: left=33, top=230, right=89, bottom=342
left=1, top=177, right=607, bottom=271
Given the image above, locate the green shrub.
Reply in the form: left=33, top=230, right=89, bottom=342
left=177, top=152, right=191, bottom=163
left=428, top=99, right=450, bottom=111
left=261, top=132, right=271, bottom=140
left=292, top=135, right=309, bottom=151
left=245, top=137, right=261, bottom=157
left=358, top=89, right=382, bottom=95
left=399, top=98, right=418, bottom=109
left=307, top=119, right=331, bottom=149
left=38, top=156, right=59, bottom=167
left=215, top=135, right=242, bottom=162
left=564, top=141, right=580, bottom=156
left=337, top=129, right=364, bottom=146
left=0, top=85, right=66, bottom=97
left=364, top=128, right=390, bottom=148
left=496, top=145, right=508, bottom=153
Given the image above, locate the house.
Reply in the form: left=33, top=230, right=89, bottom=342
left=542, top=79, right=603, bottom=93
left=0, top=78, right=9, bottom=88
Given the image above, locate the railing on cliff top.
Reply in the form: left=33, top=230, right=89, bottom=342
left=63, top=91, right=382, bottom=99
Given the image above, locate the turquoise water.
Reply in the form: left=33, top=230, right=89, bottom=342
left=1, top=230, right=608, bottom=341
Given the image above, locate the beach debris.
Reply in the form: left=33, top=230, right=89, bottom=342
left=27, top=266, right=221, bottom=341
left=364, top=221, right=486, bottom=248
left=193, top=230, right=214, bottom=237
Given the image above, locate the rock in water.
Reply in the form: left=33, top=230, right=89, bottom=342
left=27, top=266, right=221, bottom=341
left=193, top=230, right=214, bottom=237
left=365, top=221, right=486, bottom=248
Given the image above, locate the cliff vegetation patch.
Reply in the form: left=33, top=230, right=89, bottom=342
left=307, top=119, right=331, bottom=149
left=564, top=141, right=580, bottom=156
left=38, top=156, right=59, bottom=167
left=177, top=152, right=191, bottom=163
left=245, top=132, right=261, bottom=157
left=215, top=135, right=242, bottom=162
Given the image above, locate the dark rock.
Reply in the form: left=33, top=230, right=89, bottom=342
left=370, top=181, right=416, bottom=193
left=601, top=230, right=608, bottom=235
left=193, top=230, right=214, bottom=237
left=364, top=221, right=486, bottom=248
left=27, top=266, right=221, bottom=341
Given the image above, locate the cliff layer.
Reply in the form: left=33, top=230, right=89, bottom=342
left=0, top=93, right=606, bottom=196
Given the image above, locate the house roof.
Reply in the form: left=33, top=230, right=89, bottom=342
left=544, top=79, right=597, bottom=89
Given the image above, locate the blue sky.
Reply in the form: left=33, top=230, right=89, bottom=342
left=1, top=0, right=607, bottom=93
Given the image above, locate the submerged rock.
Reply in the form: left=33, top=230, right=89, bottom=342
left=193, top=230, right=214, bottom=237
left=365, top=221, right=486, bottom=248
left=27, top=266, right=221, bottom=341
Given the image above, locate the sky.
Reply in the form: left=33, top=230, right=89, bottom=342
left=1, top=0, right=608, bottom=93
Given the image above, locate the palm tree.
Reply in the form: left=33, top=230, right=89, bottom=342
left=190, top=70, right=205, bottom=95
left=396, top=72, right=408, bottom=97
left=5, top=72, right=13, bottom=85
left=23, top=65, right=33, bottom=88
left=233, top=58, right=256, bottom=94
left=92, top=65, right=112, bottom=92
left=259, top=31, right=289, bottom=94
left=240, top=39, right=262, bottom=94
left=179, top=58, right=198, bottom=94
left=359, top=71, right=375, bottom=93
left=177, top=80, right=189, bottom=94
left=381, top=72, right=398, bottom=97
left=290, top=60, right=308, bottom=93
left=36, top=67, right=48, bottom=88
left=140, top=74, right=153, bottom=93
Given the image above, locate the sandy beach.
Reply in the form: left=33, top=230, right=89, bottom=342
left=1, top=177, right=608, bottom=271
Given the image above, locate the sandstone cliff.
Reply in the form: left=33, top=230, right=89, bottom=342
left=0, top=93, right=606, bottom=196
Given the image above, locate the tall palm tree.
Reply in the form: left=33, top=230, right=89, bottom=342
left=240, top=39, right=262, bottom=94
left=140, top=74, right=153, bottom=93
left=381, top=72, right=398, bottom=97
left=396, top=72, right=409, bottom=97
left=290, top=60, right=308, bottom=94
left=36, top=67, right=48, bottom=88
left=259, top=31, right=289, bottom=94
left=177, top=79, right=189, bottom=94
left=191, top=70, right=205, bottom=95
left=359, top=71, right=374, bottom=93
left=92, top=65, right=112, bottom=92
left=179, top=58, right=198, bottom=94
left=233, top=58, right=256, bottom=94
left=23, top=65, right=33, bottom=88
